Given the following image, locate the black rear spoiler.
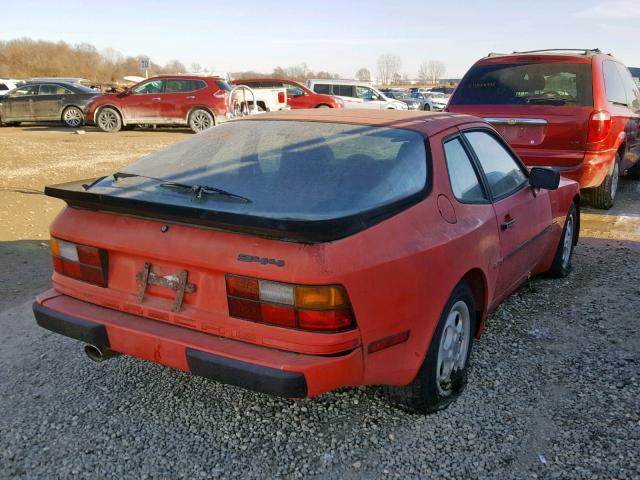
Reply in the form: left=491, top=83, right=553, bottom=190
left=45, top=178, right=424, bottom=244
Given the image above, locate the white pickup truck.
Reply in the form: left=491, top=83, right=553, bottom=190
left=229, top=85, right=288, bottom=116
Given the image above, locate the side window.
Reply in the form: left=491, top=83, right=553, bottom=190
left=10, top=85, right=38, bottom=97
left=465, top=131, right=528, bottom=199
left=132, top=79, right=164, bottom=95
left=356, top=86, right=379, bottom=101
left=603, top=60, right=628, bottom=106
left=444, top=138, right=487, bottom=202
left=0, top=83, right=7, bottom=90
left=165, top=79, right=189, bottom=93
left=615, top=63, right=640, bottom=110
left=333, top=85, right=354, bottom=97
left=314, top=84, right=331, bottom=94
left=284, top=83, right=304, bottom=96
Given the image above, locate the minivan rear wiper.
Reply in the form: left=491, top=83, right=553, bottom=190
left=159, top=181, right=252, bottom=203
left=112, top=172, right=252, bottom=203
left=525, top=96, right=575, bottom=105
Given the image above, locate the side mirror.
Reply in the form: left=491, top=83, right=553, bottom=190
left=529, top=167, right=560, bottom=190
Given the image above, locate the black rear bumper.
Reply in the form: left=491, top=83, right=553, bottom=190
left=33, top=301, right=307, bottom=398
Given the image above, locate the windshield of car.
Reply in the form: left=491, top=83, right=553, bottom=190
left=93, top=120, right=428, bottom=221
left=450, top=62, right=593, bottom=106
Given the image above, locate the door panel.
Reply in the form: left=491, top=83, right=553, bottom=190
left=123, top=79, right=165, bottom=122
left=5, top=84, right=39, bottom=119
left=492, top=187, right=552, bottom=297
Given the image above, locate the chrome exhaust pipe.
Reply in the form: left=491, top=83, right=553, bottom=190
left=84, top=344, right=121, bottom=362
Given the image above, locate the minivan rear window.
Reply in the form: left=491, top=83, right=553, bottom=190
left=93, top=121, right=429, bottom=222
left=450, top=62, right=593, bottom=106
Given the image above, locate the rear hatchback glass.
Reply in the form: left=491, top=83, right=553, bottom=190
left=90, top=120, right=428, bottom=222
left=450, top=62, right=593, bottom=106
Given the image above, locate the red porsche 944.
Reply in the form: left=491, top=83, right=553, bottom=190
left=34, top=110, right=579, bottom=413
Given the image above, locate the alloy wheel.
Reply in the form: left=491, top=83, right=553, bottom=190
left=63, top=107, right=82, bottom=127
left=98, top=110, right=118, bottom=131
left=436, top=300, right=471, bottom=396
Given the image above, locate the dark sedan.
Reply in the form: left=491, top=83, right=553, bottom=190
left=0, top=81, right=99, bottom=128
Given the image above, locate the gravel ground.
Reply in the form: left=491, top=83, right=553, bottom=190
left=0, top=126, right=639, bottom=479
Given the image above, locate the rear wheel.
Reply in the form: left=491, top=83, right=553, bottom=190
left=590, top=153, right=619, bottom=209
left=383, top=282, right=476, bottom=414
left=62, top=106, right=83, bottom=128
left=188, top=108, right=214, bottom=133
left=547, top=202, right=577, bottom=278
left=96, top=107, right=122, bottom=133
left=628, top=161, right=640, bottom=180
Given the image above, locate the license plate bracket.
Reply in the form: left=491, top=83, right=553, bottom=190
left=135, top=262, right=196, bottom=312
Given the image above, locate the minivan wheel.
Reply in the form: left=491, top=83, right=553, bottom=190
left=547, top=202, right=577, bottom=278
left=590, top=154, right=619, bottom=210
left=189, top=109, right=214, bottom=133
left=382, top=282, right=476, bottom=414
left=423, top=103, right=431, bottom=111
left=62, top=106, right=83, bottom=128
left=96, top=107, right=122, bottom=133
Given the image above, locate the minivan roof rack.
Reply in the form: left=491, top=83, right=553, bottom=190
left=511, top=48, right=601, bottom=55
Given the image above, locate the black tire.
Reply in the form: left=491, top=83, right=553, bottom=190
left=383, top=282, right=476, bottom=414
left=4, top=121, right=21, bottom=127
left=423, top=103, right=431, bottom=111
left=316, top=104, right=331, bottom=109
left=547, top=202, right=577, bottom=278
left=590, top=154, right=619, bottom=209
left=61, top=106, right=83, bottom=128
left=188, top=108, right=214, bottom=133
left=121, top=124, right=136, bottom=131
left=96, top=107, right=122, bottom=133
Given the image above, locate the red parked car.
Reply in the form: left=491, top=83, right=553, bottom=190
left=34, top=110, right=579, bottom=413
left=447, top=49, right=640, bottom=209
left=231, top=78, right=344, bottom=109
left=85, top=75, right=232, bottom=133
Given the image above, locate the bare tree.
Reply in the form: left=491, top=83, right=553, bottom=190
left=189, top=62, right=202, bottom=73
left=425, top=60, right=446, bottom=84
left=376, top=54, right=401, bottom=85
left=418, top=62, right=429, bottom=84
left=355, top=67, right=371, bottom=82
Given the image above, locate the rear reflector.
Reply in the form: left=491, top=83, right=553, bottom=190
left=50, top=237, right=108, bottom=287
left=226, top=275, right=355, bottom=332
left=278, top=91, right=285, bottom=103
left=368, top=331, right=410, bottom=354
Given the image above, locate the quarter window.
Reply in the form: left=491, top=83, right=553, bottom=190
left=444, top=138, right=487, bottom=202
left=603, top=60, right=628, bottom=106
left=615, top=63, right=640, bottom=109
left=465, top=131, right=528, bottom=199
left=356, top=86, right=379, bottom=101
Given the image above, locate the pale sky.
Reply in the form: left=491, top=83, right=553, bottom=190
left=2, top=0, right=639, bottom=78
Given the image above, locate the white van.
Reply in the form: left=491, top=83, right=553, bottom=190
left=305, top=79, right=407, bottom=110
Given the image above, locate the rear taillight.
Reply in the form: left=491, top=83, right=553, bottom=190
left=50, top=237, right=108, bottom=287
left=278, top=91, right=285, bottom=104
left=226, top=275, right=355, bottom=332
left=587, top=110, right=612, bottom=143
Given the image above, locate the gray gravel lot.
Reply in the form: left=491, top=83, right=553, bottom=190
left=1, top=181, right=639, bottom=480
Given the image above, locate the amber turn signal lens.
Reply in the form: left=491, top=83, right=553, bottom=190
left=295, top=286, right=350, bottom=309
left=50, top=238, right=60, bottom=257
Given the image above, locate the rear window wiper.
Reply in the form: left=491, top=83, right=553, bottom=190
left=525, top=96, right=575, bottom=105
left=112, top=172, right=252, bottom=203
left=159, top=181, right=252, bottom=203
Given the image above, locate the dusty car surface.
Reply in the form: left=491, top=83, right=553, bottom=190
left=85, top=75, right=232, bottom=133
left=0, top=80, right=99, bottom=127
left=33, top=110, right=580, bottom=413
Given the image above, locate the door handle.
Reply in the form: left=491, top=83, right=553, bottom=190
left=151, top=97, right=161, bottom=101
left=186, top=96, right=195, bottom=100
left=501, top=218, right=517, bottom=231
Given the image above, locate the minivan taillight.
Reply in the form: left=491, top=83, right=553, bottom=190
left=50, top=237, right=108, bottom=287
left=225, top=275, right=355, bottom=332
left=587, top=110, right=612, bottom=143
left=278, top=91, right=285, bottom=104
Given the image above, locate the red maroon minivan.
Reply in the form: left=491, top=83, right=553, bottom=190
left=447, top=49, right=640, bottom=208
left=85, top=75, right=232, bottom=133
